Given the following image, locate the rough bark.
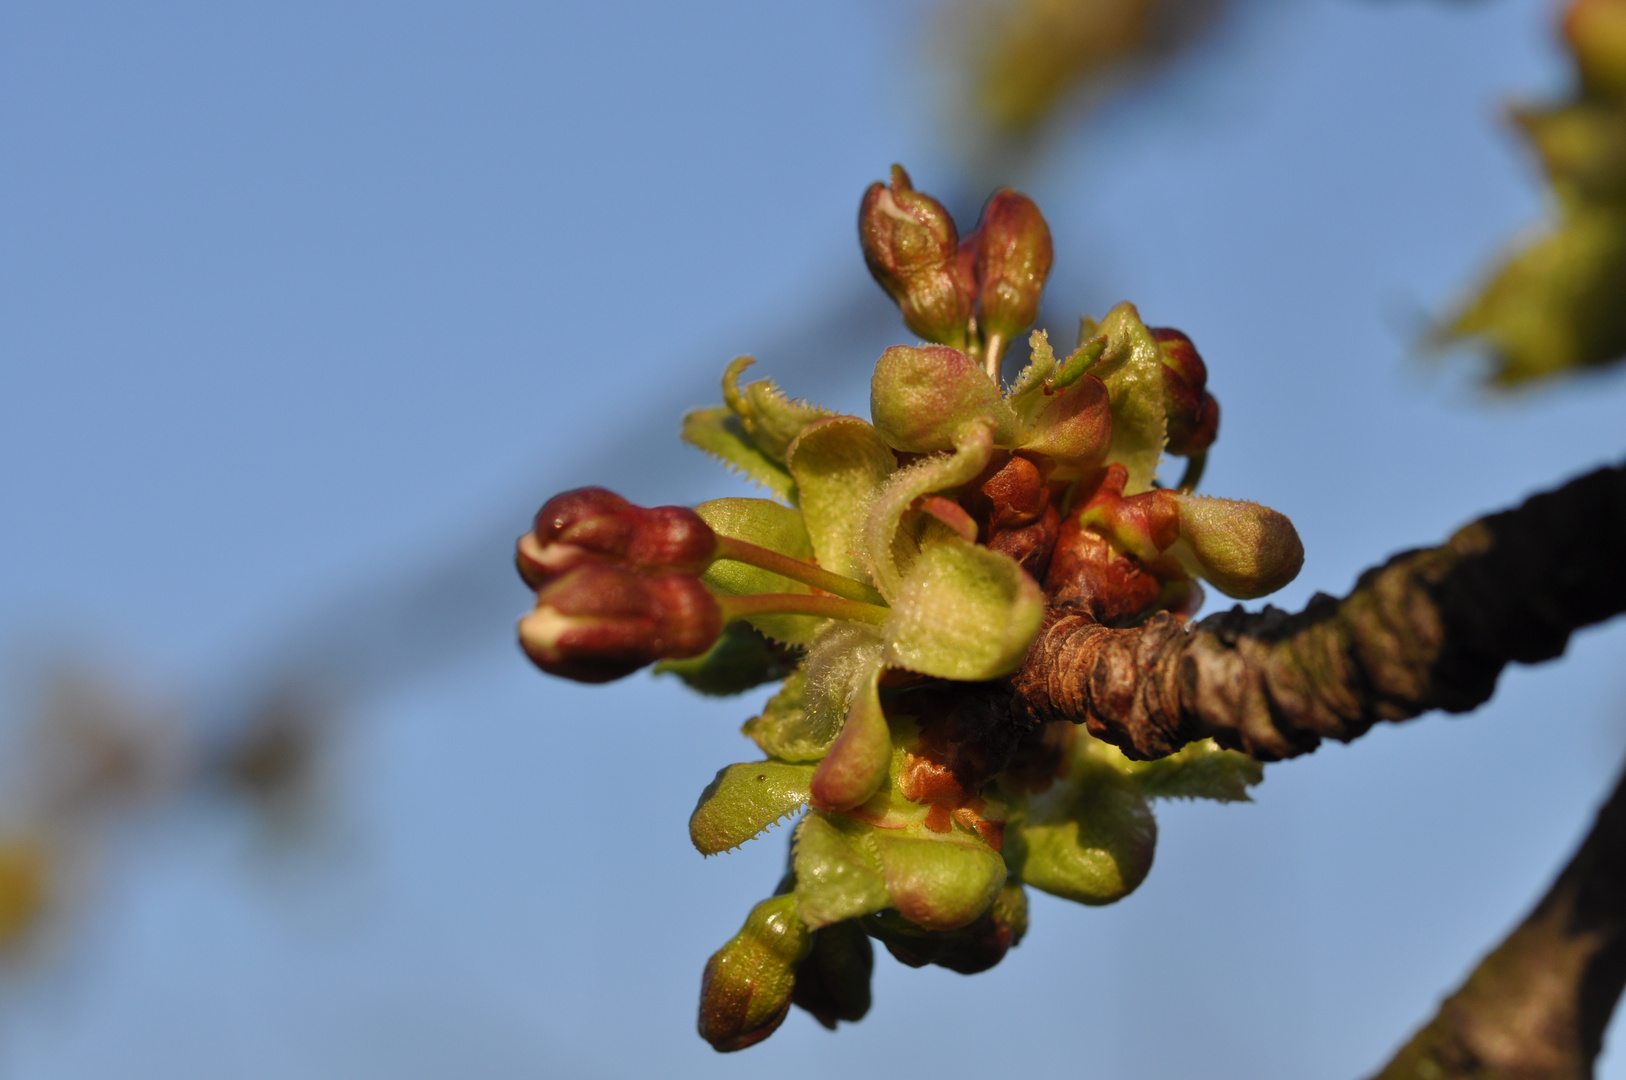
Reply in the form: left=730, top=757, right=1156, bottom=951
left=1008, top=461, right=1626, bottom=761
left=1365, top=757, right=1626, bottom=1080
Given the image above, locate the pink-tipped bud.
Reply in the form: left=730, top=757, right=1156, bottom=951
left=698, top=895, right=813, bottom=1053
left=1149, top=328, right=1220, bottom=457
left=965, top=189, right=1053, bottom=344
left=517, top=564, right=723, bottom=683
left=859, top=165, right=976, bottom=348
left=516, top=487, right=719, bottom=589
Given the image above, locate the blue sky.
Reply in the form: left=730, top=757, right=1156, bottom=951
left=4, top=0, right=1626, bottom=1076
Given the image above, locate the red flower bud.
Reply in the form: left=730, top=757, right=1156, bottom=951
left=517, top=564, right=723, bottom=683
left=859, top=165, right=976, bottom=348
left=1149, top=328, right=1220, bottom=457
left=965, top=189, right=1053, bottom=346
left=516, top=487, right=719, bottom=589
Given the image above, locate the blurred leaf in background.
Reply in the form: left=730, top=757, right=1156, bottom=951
left=1443, top=0, right=1626, bottom=383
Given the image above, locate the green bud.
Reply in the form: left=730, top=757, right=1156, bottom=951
left=965, top=188, right=1054, bottom=346
left=697, top=895, right=813, bottom=1053
left=1167, top=492, right=1304, bottom=599
left=859, top=165, right=976, bottom=347
left=860, top=879, right=1028, bottom=975
left=869, top=344, right=1019, bottom=453
left=791, top=919, right=873, bottom=1029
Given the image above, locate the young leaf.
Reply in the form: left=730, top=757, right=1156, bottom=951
left=882, top=525, right=1045, bottom=681
left=655, top=622, right=797, bottom=697
left=1008, top=769, right=1157, bottom=906
left=681, top=407, right=796, bottom=502
left=785, top=417, right=896, bottom=585
left=697, top=498, right=825, bottom=646
left=1089, top=302, right=1168, bottom=493
left=690, top=761, right=816, bottom=856
left=808, top=660, right=890, bottom=812
left=723, top=357, right=834, bottom=463
left=742, top=669, right=833, bottom=763
left=861, top=420, right=995, bottom=599
left=1123, top=739, right=1264, bottom=803
left=793, top=811, right=890, bottom=930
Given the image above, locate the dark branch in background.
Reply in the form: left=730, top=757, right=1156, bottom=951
left=1366, top=754, right=1626, bottom=1080
left=1009, top=461, right=1626, bottom=760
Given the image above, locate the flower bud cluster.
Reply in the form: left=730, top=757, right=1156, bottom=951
left=860, top=165, right=1052, bottom=366
left=516, top=488, right=726, bottom=683
left=517, top=171, right=1307, bottom=1052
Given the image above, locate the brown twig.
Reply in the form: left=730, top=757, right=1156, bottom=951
left=1365, top=756, right=1626, bottom=1079
left=1007, top=461, right=1626, bottom=761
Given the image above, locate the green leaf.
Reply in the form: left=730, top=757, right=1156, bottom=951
left=1004, top=329, right=1061, bottom=421
left=882, top=525, right=1044, bottom=680
left=655, top=623, right=797, bottom=697
left=801, top=623, right=887, bottom=747
left=681, top=407, right=796, bottom=502
left=1444, top=203, right=1626, bottom=384
left=723, top=357, right=834, bottom=463
left=1122, top=738, right=1263, bottom=803
left=793, top=811, right=890, bottom=930
left=742, top=669, right=832, bottom=763
left=869, top=832, right=1007, bottom=932
left=1008, top=768, right=1157, bottom=906
left=1088, top=302, right=1168, bottom=494
left=785, top=417, right=896, bottom=586
left=697, top=498, right=825, bottom=646
left=689, top=761, right=816, bottom=856
left=860, top=420, right=995, bottom=599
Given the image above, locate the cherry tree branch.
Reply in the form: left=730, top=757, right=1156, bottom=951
left=1008, top=461, right=1626, bottom=760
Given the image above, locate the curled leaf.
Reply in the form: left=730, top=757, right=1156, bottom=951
left=786, top=417, right=896, bottom=584
left=690, top=761, right=816, bottom=856
left=1088, top=302, right=1168, bottom=493
left=723, top=357, right=834, bottom=463
left=742, top=669, right=832, bottom=763
left=1009, top=768, right=1156, bottom=906
left=809, top=660, right=889, bottom=812
left=681, top=407, right=795, bottom=502
left=861, top=420, right=996, bottom=598
left=883, top=525, right=1045, bottom=680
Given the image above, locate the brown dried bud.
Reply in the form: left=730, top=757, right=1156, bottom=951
left=859, top=165, right=975, bottom=348
left=517, top=487, right=718, bottom=589
left=965, top=188, right=1053, bottom=344
left=1149, top=328, right=1220, bottom=457
left=517, top=564, right=722, bottom=683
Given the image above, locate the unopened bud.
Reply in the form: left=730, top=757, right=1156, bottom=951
left=869, top=344, right=1019, bottom=453
left=1150, top=328, right=1220, bottom=457
left=517, top=564, right=722, bottom=683
left=859, top=165, right=975, bottom=348
left=861, top=878, right=1027, bottom=975
left=1168, top=492, right=1303, bottom=599
left=790, top=919, right=873, bottom=1029
left=698, top=895, right=813, bottom=1052
left=517, top=487, right=718, bottom=589
left=966, top=189, right=1053, bottom=346
left=870, top=832, right=1007, bottom=932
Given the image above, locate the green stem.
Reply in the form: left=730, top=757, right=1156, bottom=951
left=713, top=536, right=887, bottom=606
left=718, top=593, right=890, bottom=627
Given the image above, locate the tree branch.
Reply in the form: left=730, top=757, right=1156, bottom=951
left=1365, top=756, right=1626, bottom=1079
left=1008, top=461, right=1626, bottom=760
